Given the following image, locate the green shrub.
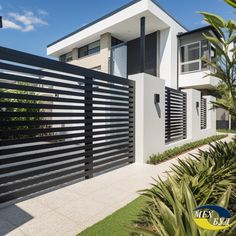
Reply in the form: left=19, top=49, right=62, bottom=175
left=217, top=129, right=236, bottom=134
left=132, top=139, right=236, bottom=236
left=148, top=135, right=228, bottom=165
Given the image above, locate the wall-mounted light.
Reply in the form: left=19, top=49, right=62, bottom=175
left=154, top=94, right=160, bottom=104
left=196, top=102, right=199, bottom=108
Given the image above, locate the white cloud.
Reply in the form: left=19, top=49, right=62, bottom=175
left=37, top=9, right=48, bottom=16
left=22, top=24, right=34, bottom=32
left=8, top=11, right=48, bottom=26
left=2, top=9, right=48, bottom=32
left=2, top=19, right=22, bottom=30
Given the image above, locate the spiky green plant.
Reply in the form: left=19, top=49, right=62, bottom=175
left=131, top=140, right=236, bottom=236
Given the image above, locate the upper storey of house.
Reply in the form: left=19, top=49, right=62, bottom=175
left=47, top=0, right=220, bottom=91
left=178, top=26, right=221, bottom=90
left=47, top=0, right=187, bottom=89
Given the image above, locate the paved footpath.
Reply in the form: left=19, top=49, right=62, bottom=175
left=0, top=134, right=234, bottom=236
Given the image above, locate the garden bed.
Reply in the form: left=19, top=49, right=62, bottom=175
left=148, top=134, right=227, bottom=164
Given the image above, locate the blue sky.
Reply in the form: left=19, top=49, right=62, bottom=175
left=0, top=0, right=234, bottom=58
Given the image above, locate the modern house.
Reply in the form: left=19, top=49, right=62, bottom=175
left=0, top=0, right=224, bottom=206
left=46, top=0, right=218, bottom=162
left=47, top=0, right=220, bottom=92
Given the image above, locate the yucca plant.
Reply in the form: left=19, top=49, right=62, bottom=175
left=131, top=140, right=236, bottom=236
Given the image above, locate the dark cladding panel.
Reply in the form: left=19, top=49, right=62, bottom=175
left=127, top=32, right=157, bottom=76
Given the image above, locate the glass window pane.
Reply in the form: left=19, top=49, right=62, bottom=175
left=88, top=46, right=100, bottom=55
left=78, top=46, right=88, bottom=58
left=181, top=46, right=185, bottom=63
left=88, top=41, right=100, bottom=50
left=59, top=54, right=66, bottom=62
left=181, top=62, right=200, bottom=73
left=188, top=43, right=200, bottom=61
left=201, top=40, right=209, bottom=69
left=181, top=43, right=200, bottom=63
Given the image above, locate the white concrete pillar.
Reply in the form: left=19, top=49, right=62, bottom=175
left=203, top=95, right=216, bottom=132
left=182, top=89, right=201, bottom=141
left=129, top=73, right=165, bottom=163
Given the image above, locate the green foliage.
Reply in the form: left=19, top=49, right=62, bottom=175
left=148, top=135, right=227, bottom=165
left=132, top=140, right=236, bottom=236
left=218, top=129, right=236, bottom=133
left=198, top=3, right=236, bottom=119
left=225, top=0, right=236, bottom=8
left=77, top=196, right=147, bottom=236
left=0, top=81, right=44, bottom=140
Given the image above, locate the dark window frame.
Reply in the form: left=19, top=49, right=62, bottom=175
left=78, top=40, right=100, bottom=58
left=180, top=40, right=212, bottom=74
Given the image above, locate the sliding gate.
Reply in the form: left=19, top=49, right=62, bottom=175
left=0, top=47, right=135, bottom=204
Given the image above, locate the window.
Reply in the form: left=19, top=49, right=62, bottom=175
left=78, top=40, right=100, bottom=58
left=59, top=52, right=72, bottom=62
left=201, top=40, right=209, bottom=69
left=180, top=40, right=211, bottom=73
left=111, top=37, right=123, bottom=47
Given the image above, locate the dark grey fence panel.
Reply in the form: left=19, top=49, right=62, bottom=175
left=201, top=97, right=207, bottom=129
left=216, top=120, right=236, bottom=129
left=165, top=87, right=187, bottom=143
left=0, top=46, right=135, bottom=204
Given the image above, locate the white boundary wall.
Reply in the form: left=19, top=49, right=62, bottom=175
left=129, top=73, right=216, bottom=163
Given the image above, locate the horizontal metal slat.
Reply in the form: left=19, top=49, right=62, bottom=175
left=0, top=92, right=130, bottom=107
left=0, top=46, right=134, bottom=86
left=0, top=102, right=130, bottom=112
left=0, top=123, right=131, bottom=144
left=0, top=62, right=132, bottom=91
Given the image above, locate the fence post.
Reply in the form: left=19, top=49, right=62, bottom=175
left=84, top=77, right=93, bottom=179
left=183, top=93, right=187, bottom=139
left=166, top=88, right=171, bottom=142
left=129, top=73, right=165, bottom=163
left=129, top=82, right=135, bottom=163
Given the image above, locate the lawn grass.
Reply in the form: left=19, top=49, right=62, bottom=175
left=77, top=196, right=146, bottom=236
left=148, top=134, right=227, bottom=164
left=217, top=129, right=236, bottom=133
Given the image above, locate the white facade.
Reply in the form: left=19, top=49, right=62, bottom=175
left=130, top=73, right=216, bottom=163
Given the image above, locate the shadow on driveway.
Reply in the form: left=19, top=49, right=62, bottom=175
left=0, top=205, right=32, bottom=235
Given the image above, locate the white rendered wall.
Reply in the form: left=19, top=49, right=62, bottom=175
left=179, top=71, right=219, bottom=89
left=129, top=73, right=165, bottom=163
left=130, top=73, right=217, bottom=163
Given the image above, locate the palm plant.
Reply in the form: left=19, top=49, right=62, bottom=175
left=198, top=0, right=236, bottom=119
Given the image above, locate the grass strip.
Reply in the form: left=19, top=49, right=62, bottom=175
left=77, top=196, right=146, bottom=236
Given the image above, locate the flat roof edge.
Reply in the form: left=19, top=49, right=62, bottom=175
left=47, top=0, right=187, bottom=49
left=177, top=25, right=221, bottom=39
left=150, top=0, right=188, bottom=31
left=47, top=0, right=142, bottom=48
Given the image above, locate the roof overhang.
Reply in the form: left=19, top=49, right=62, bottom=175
left=177, top=25, right=222, bottom=40
left=47, top=0, right=187, bottom=57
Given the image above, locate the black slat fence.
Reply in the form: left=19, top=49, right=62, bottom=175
left=0, top=46, right=135, bottom=204
left=165, top=87, right=187, bottom=143
left=201, top=97, right=207, bottom=129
